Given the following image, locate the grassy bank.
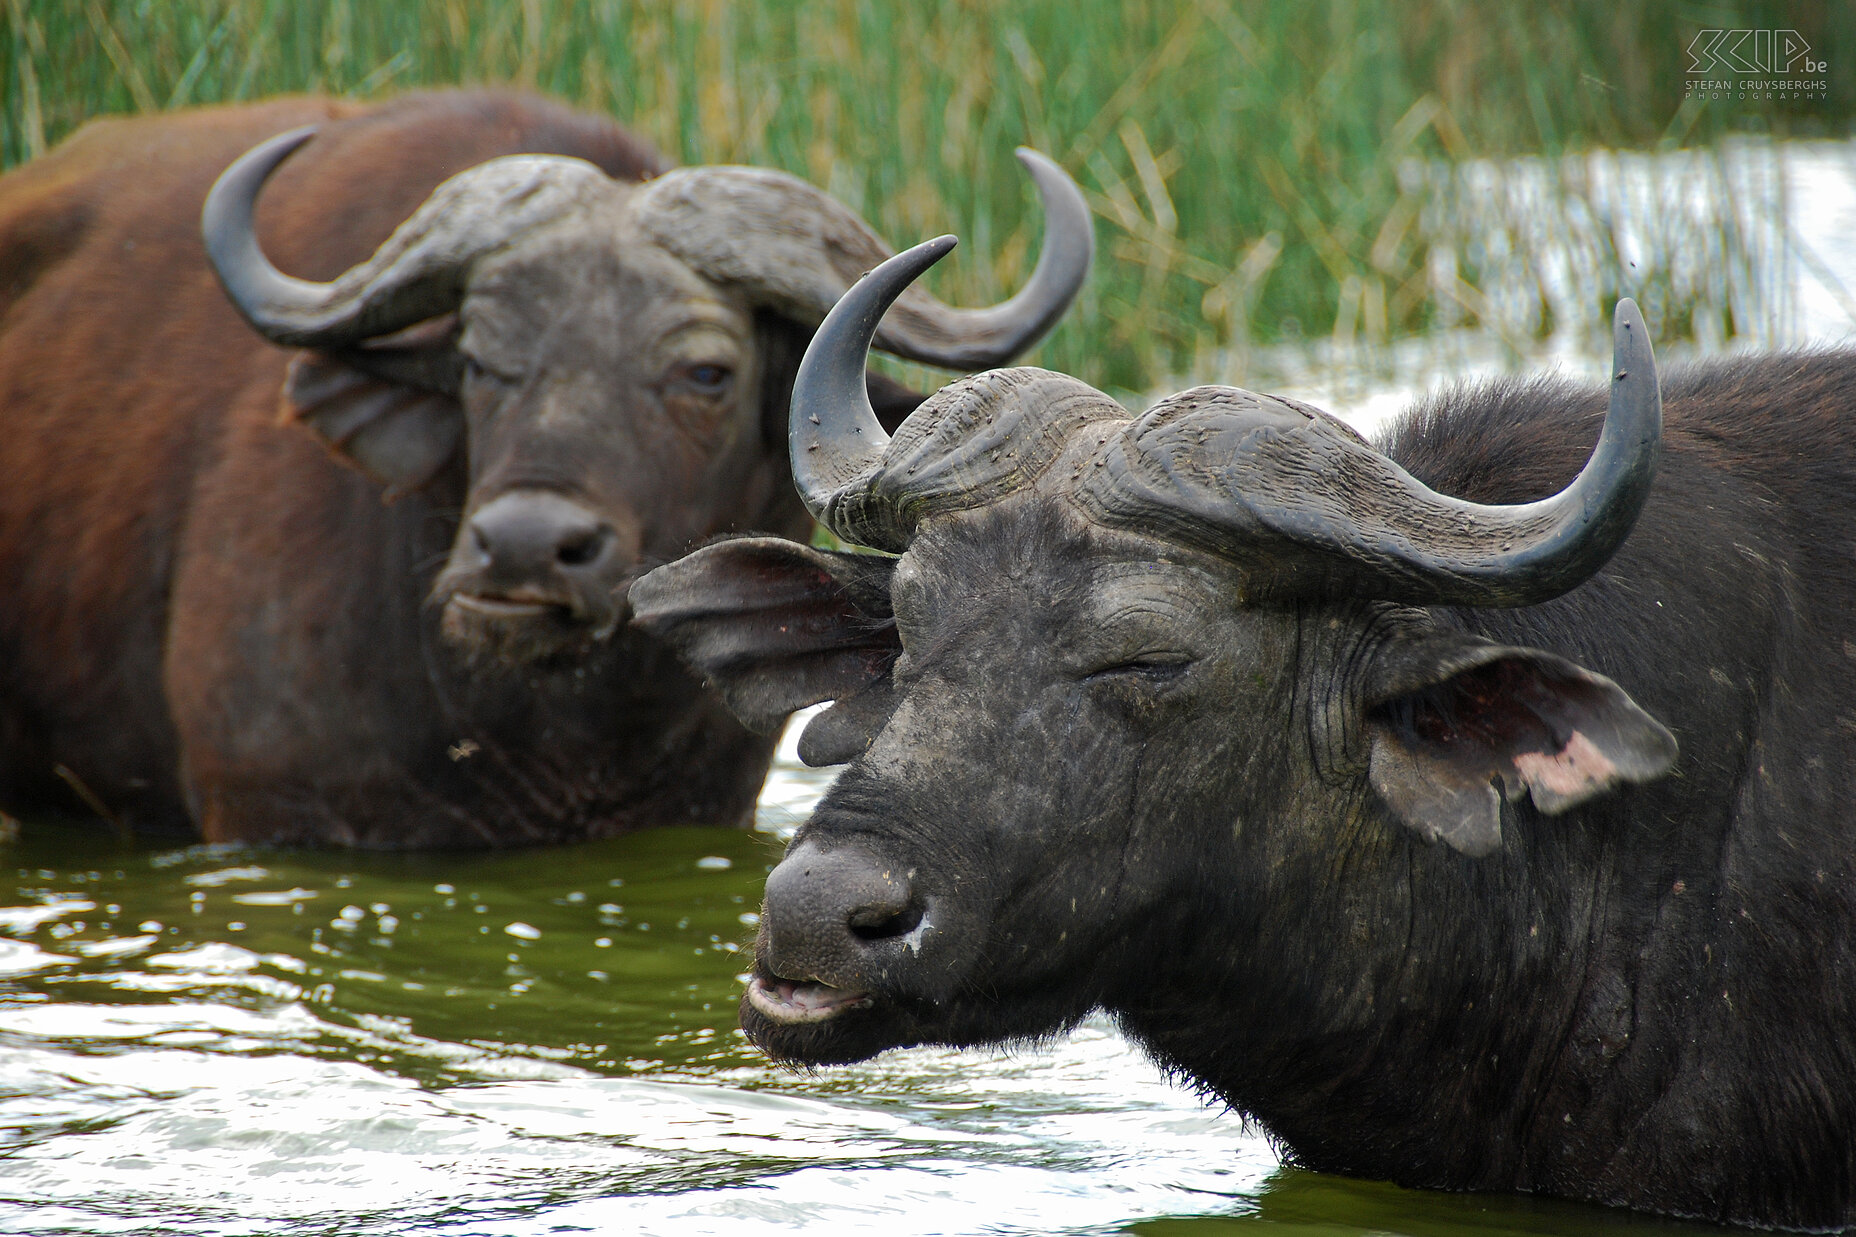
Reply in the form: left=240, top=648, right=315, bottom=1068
left=6, top=1, right=1851, bottom=395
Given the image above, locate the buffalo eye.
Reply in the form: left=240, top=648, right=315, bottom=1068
left=671, top=362, right=734, bottom=396
left=1081, top=652, right=1194, bottom=721
left=1084, top=652, right=1194, bottom=683
left=460, top=352, right=519, bottom=387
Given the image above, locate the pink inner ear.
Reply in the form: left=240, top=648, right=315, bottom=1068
left=1513, top=730, right=1618, bottom=798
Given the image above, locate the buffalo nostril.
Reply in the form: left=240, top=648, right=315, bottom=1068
left=762, top=842, right=922, bottom=982
left=848, top=902, right=923, bottom=942
left=463, top=491, right=614, bottom=587
left=555, top=526, right=609, bottom=568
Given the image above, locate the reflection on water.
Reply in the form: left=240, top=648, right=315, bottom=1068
left=9, top=142, right=1856, bottom=1237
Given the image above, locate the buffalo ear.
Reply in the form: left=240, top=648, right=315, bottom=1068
left=630, top=537, right=900, bottom=749
left=1363, top=634, right=1677, bottom=857
left=280, top=314, right=464, bottom=501
left=797, top=675, right=896, bottom=766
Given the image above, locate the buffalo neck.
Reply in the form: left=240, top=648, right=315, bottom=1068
left=1108, top=579, right=1805, bottom=1222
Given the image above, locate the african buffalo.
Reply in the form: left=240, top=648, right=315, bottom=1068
left=0, top=94, right=1089, bottom=846
left=633, top=238, right=1856, bottom=1228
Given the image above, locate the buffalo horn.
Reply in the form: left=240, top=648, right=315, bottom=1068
left=1318, top=297, right=1663, bottom=605
left=636, top=148, right=1092, bottom=371
left=1093, top=299, right=1662, bottom=607
left=1434, top=297, right=1664, bottom=604
left=202, top=127, right=609, bottom=348
left=877, top=149, right=1094, bottom=368
left=790, top=237, right=959, bottom=528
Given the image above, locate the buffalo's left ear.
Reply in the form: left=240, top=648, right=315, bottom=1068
left=1363, top=633, right=1677, bottom=857
left=280, top=314, right=464, bottom=501
left=630, top=536, right=900, bottom=751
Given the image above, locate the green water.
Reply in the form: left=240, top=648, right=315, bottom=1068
left=0, top=820, right=779, bottom=1079
left=0, top=741, right=1733, bottom=1237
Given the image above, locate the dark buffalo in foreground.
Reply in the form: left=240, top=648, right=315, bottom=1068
left=0, top=94, right=1089, bottom=846
left=634, top=238, right=1856, bottom=1229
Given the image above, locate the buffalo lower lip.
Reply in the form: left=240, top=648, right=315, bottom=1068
left=746, top=975, right=873, bottom=1024
left=450, top=594, right=556, bottom=619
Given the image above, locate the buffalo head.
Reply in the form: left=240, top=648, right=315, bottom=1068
left=203, top=134, right=1090, bottom=664
left=633, top=240, right=1677, bottom=1066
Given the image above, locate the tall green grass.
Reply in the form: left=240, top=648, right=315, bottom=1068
left=5, top=1, right=1851, bottom=396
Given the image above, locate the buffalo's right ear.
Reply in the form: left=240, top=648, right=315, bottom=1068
left=281, top=314, right=464, bottom=501
left=630, top=537, right=901, bottom=759
left=1362, top=631, right=1677, bottom=857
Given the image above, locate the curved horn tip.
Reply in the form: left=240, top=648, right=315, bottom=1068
left=1011, top=146, right=1078, bottom=194
left=888, top=234, right=958, bottom=279
left=1013, top=146, right=1055, bottom=175
left=838, top=233, right=960, bottom=329
left=201, top=125, right=325, bottom=335
left=1014, top=147, right=1086, bottom=219
left=790, top=234, right=958, bottom=530
left=798, top=232, right=958, bottom=411
left=201, top=125, right=317, bottom=237
left=253, top=123, right=318, bottom=166
left=849, top=150, right=1087, bottom=371
left=1612, top=297, right=1652, bottom=364
left=1014, top=147, right=1083, bottom=198
left=1013, top=144, right=1094, bottom=259
left=1609, top=297, right=1659, bottom=409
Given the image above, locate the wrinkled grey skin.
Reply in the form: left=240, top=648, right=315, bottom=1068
left=633, top=243, right=1856, bottom=1228
left=429, top=205, right=795, bottom=659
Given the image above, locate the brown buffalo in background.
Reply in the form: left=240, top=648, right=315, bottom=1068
left=0, top=90, right=1089, bottom=847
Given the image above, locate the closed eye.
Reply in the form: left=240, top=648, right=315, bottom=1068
left=1084, top=653, right=1193, bottom=682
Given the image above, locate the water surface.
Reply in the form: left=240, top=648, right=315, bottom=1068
left=0, top=742, right=1726, bottom=1237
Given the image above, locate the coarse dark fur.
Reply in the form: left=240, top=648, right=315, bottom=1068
left=0, top=90, right=924, bottom=846
left=1148, top=351, right=1856, bottom=1226
left=636, top=349, right=1856, bottom=1228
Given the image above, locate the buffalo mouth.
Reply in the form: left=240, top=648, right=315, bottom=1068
left=739, top=962, right=910, bottom=1065
left=745, top=974, right=874, bottom=1025
left=447, top=591, right=563, bottom=620
left=435, top=582, right=625, bottom=664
